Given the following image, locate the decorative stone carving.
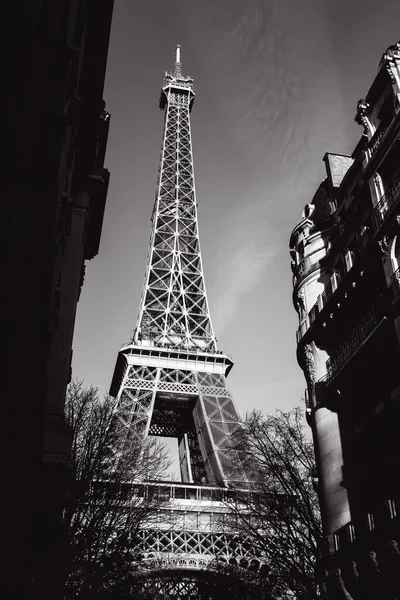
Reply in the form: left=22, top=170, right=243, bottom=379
left=380, top=43, right=400, bottom=82
left=380, top=42, right=400, bottom=64
left=375, top=540, right=400, bottom=597
left=302, top=203, right=315, bottom=220
left=379, top=42, right=400, bottom=85
left=355, top=99, right=371, bottom=136
left=100, top=99, right=110, bottom=121
left=378, top=235, right=390, bottom=257
left=339, top=560, right=361, bottom=600
left=388, top=539, right=400, bottom=556
left=299, top=343, right=316, bottom=386
left=296, top=289, right=306, bottom=314
left=386, top=64, right=396, bottom=84
left=328, top=568, right=354, bottom=600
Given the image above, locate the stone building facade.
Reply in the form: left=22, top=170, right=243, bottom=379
left=290, top=42, right=400, bottom=598
left=3, top=1, right=113, bottom=597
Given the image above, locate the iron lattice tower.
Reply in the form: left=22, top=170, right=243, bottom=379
left=110, top=47, right=254, bottom=591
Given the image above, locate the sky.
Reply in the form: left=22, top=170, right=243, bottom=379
left=72, top=0, right=400, bottom=425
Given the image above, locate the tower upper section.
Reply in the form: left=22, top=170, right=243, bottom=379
left=110, top=48, right=244, bottom=488
left=133, top=47, right=217, bottom=353
left=159, top=45, right=195, bottom=112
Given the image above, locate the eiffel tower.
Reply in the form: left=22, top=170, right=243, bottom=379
left=109, top=46, right=256, bottom=597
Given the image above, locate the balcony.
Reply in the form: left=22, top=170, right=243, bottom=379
left=294, top=257, right=307, bottom=280
left=326, top=496, right=398, bottom=556
left=296, top=174, right=400, bottom=345
left=367, top=171, right=400, bottom=236
left=321, top=272, right=343, bottom=306
left=325, top=299, right=384, bottom=383
left=366, top=122, right=389, bottom=160
left=320, top=262, right=399, bottom=385
left=293, top=256, right=318, bottom=283
left=296, top=271, right=342, bottom=343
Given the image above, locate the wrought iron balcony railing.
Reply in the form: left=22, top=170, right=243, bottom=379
left=325, top=299, right=383, bottom=382
left=296, top=173, right=400, bottom=344
left=367, top=123, right=389, bottom=158
left=293, top=256, right=322, bottom=286
left=293, top=256, right=308, bottom=281
left=367, top=171, right=400, bottom=236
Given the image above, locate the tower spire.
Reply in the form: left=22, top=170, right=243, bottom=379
left=174, top=44, right=183, bottom=78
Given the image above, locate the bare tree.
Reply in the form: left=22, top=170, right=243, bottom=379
left=225, top=408, right=323, bottom=600
left=63, top=380, right=171, bottom=600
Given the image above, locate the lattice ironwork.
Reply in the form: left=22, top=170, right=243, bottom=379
left=132, top=51, right=216, bottom=353
left=124, top=378, right=155, bottom=391
left=197, top=373, right=226, bottom=387
left=199, top=386, right=232, bottom=397
left=158, top=382, right=198, bottom=394
left=130, top=569, right=259, bottom=600
left=137, top=528, right=257, bottom=564
left=109, top=49, right=253, bottom=594
left=160, top=369, right=196, bottom=384
left=128, top=365, right=158, bottom=380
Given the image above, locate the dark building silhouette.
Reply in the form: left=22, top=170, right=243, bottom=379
left=3, top=1, right=113, bottom=597
left=290, top=42, right=400, bottom=598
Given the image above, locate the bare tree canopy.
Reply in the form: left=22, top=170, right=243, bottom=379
left=226, top=408, right=323, bottom=600
left=63, top=380, right=171, bottom=600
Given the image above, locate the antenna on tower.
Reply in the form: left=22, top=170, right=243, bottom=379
left=174, top=44, right=183, bottom=78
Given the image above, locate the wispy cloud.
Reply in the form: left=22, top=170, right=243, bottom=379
left=211, top=200, right=279, bottom=335
left=189, top=0, right=349, bottom=340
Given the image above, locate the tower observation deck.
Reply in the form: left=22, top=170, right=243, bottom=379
left=109, top=47, right=256, bottom=595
